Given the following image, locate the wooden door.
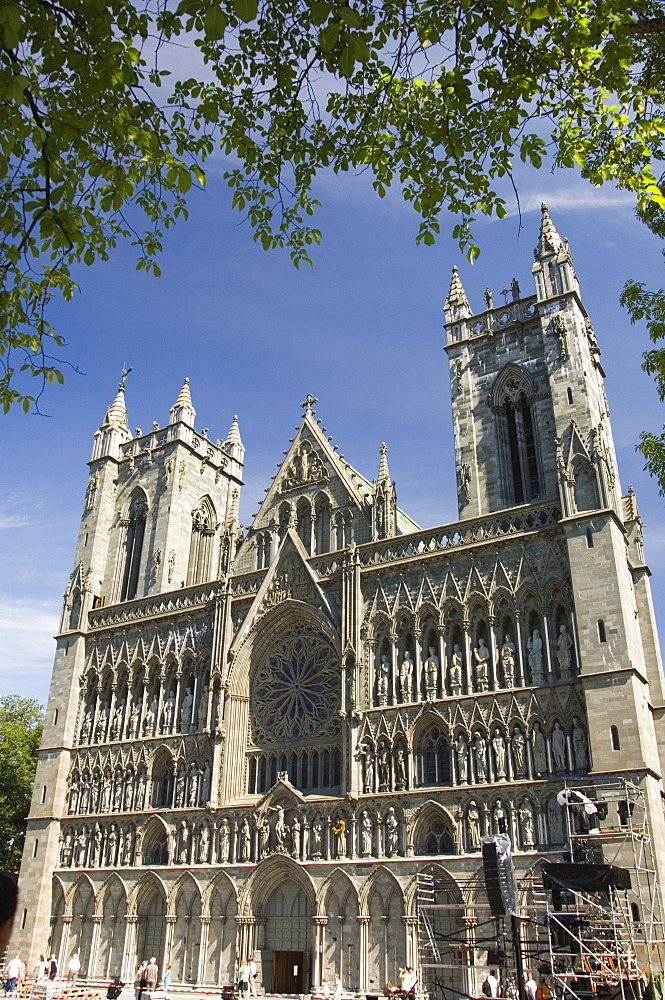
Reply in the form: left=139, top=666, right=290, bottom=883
left=273, top=950, right=305, bottom=993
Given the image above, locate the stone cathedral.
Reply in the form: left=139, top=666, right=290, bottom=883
left=13, top=207, right=665, bottom=995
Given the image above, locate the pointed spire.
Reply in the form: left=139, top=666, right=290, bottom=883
left=92, top=371, right=131, bottom=460
left=169, top=377, right=196, bottom=427
left=105, top=382, right=129, bottom=429
left=228, top=487, right=240, bottom=524
left=225, top=414, right=242, bottom=449
left=535, top=202, right=565, bottom=259
left=444, top=265, right=472, bottom=321
left=377, top=442, right=391, bottom=482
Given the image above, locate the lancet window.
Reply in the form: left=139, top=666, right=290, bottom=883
left=120, top=490, right=148, bottom=601
left=491, top=365, right=543, bottom=506
left=187, top=497, right=216, bottom=585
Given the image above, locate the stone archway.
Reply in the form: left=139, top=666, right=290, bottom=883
left=262, top=879, right=312, bottom=993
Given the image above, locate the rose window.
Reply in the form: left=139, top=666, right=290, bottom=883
left=251, top=627, right=340, bottom=744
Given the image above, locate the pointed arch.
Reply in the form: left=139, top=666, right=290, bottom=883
left=188, top=495, right=218, bottom=585
left=411, top=800, right=458, bottom=856
left=141, top=815, right=171, bottom=867
left=168, top=870, right=203, bottom=913
left=119, top=486, right=149, bottom=602
left=317, top=868, right=360, bottom=916
left=359, top=864, right=405, bottom=916
left=490, top=363, right=543, bottom=505
left=239, top=855, right=316, bottom=917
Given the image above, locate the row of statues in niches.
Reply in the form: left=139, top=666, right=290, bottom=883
left=354, top=717, right=589, bottom=793
left=373, top=624, right=576, bottom=705
left=78, top=677, right=218, bottom=746
left=462, top=792, right=568, bottom=852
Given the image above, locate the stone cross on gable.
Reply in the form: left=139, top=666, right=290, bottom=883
left=300, top=393, right=318, bottom=415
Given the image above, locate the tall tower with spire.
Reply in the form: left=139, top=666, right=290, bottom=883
left=444, top=203, right=620, bottom=523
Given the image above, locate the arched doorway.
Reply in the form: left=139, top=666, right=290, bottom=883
left=69, top=880, right=95, bottom=976
left=136, top=885, right=166, bottom=970
left=263, top=880, right=312, bottom=993
left=171, top=880, right=202, bottom=983
left=96, top=879, right=127, bottom=978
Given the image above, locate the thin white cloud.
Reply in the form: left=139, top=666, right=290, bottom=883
left=0, top=598, right=58, bottom=702
left=501, top=183, right=636, bottom=218
left=0, top=491, right=33, bottom=529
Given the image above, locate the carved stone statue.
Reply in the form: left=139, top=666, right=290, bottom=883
left=180, top=688, right=194, bottom=732
left=557, top=625, right=574, bottom=679
left=61, top=830, right=74, bottom=866
left=333, top=818, right=347, bottom=857
left=425, top=646, right=439, bottom=700
left=519, top=800, right=535, bottom=847
left=473, top=732, right=488, bottom=782
left=122, top=827, right=134, bottom=866
left=178, top=820, right=190, bottom=863
left=361, top=810, right=373, bottom=856
left=91, top=823, right=102, bottom=866
left=80, top=708, right=92, bottom=744
left=175, top=768, right=186, bottom=808
left=291, top=814, right=301, bottom=859
left=112, top=774, right=123, bottom=812
left=269, top=804, right=286, bottom=851
left=188, top=765, right=200, bottom=808
left=399, top=651, right=413, bottom=702
left=101, top=773, right=112, bottom=813
left=311, top=815, right=324, bottom=858
left=467, top=801, right=481, bottom=850
left=385, top=807, right=399, bottom=856
left=378, top=746, right=390, bottom=791
left=201, top=762, right=211, bottom=804
left=548, top=797, right=565, bottom=844
left=395, top=748, right=407, bottom=790
left=239, top=817, right=251, bottom=861
left=218, top=818, right=231, bottom=862
left=501, top=634, right=516, bottom=688
left=527, top=629, right=545, bottom=683
left=199, top=823, right=210, bottom=863
left=95, top=706, right=108, bottom=742
left=111, top=702, right=125, bottom=741
left=493, top=799, right=507, bottom=835
left=512, top=726, right=527, bottom=776
left=531, top=722, right=548, bottom=776
left=377, top=655, right=390, bottom=706
left=75, top=829, right=87, bottom=866
left=492, top=729, right=507, bottom=779
left=356, top=743, right=373, bottom=794
left=107, top=824, right=118, bottom=866
left=456, top=735, right=468, bottom=783
left=129, top=700, right=140, bottom=738
left=161, top=692, right=175, bottom=732
left=143, top=698, right=157, bottom=736
left=572, top=717, right=588, bottom=770
left=449, top=645, right=463, bottom=695
left=197, top=684, right=209, bottom=730
left=474, top=638, right=490, bottom=692
left=552, top=721, right=567, bottom=771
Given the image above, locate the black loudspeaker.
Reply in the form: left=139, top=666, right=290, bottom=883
left=482, top=840, right=506, bottom=916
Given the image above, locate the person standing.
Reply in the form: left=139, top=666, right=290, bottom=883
left=67, top=954, right=81, bottom=982
left=333, top=974, right=342, bottom=1000
left=162, top=964, right=171, bottom=998
left=525, top=972, right=538, bottom=1000
left=145, top=958, right=158, bottom=995
left=136, top=962, right=148, bottom=1000
left=47, top=956, right=58, bottom=981
left=4, top=957, right=21, bottom=994
left=248, top=959, right=257, bottom=996
left=486, top=970, right=499, bottom=998
left=33, top=956, right=47, bottom=982
left=238, top=960, right=251, bottom=995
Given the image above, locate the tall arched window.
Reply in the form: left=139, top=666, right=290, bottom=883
left=491, top=365, right=543, bottom=506
left=572, top=458, right=600, bottom=512
left=315, top=494, right=331, bottom=553
left=296, top=496, right=312, bottom=551
left=187, top=497, right=216, bottom=585
left=120, top=491, right=148, bottom=601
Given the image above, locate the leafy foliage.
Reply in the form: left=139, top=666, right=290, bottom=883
left=3, top=0, right=665, bottom=410
left=0, top=696, right=43, bottom=873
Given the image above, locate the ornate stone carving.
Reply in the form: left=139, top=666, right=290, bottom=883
left=280, top=441, right=328, bottom=493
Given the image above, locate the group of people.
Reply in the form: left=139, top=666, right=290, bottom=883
left=3, top=953, right=61, bottom=993
left=134, top=958, right=162, bottom=999
left=481, top=969, right=553, bottom=1000
left=385, top=965, right=418, bottom=999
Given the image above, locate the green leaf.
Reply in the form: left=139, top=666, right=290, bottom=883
left=339, top=43, right=355, bottom=77
left=176, top=0, right=202, bottom=13
left=234, top=0, right=259, bottom=22
left=338, top=6, right=361, bottom=28
left=309, top=1, right=332, bottom=25
left=319, top=21, right=340, bottom=51
left=204, top=6, right=227, bottom=39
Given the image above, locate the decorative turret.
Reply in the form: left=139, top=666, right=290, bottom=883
left=91, top=370, right=133, bottom=461
left=373, top=443, right=396, bottom=540
left=225, top=414, right=245, bottom=463
left=532, top=203, right=580, bottom=301
left=444, top=265, right=472, bottom=322
left=169, top=376, right=197, bottom=427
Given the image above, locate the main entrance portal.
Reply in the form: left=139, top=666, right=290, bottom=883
left=273, top=951, right=305, bottom=994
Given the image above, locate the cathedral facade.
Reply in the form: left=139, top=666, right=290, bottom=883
left=13, top=207, right=665, bottom=994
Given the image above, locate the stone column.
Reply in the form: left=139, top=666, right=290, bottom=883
left=89, top=914, right=104, bottom=978
left=122, top=915, right=139, bottom=980
left=197, top=917, right=211, bottom=984
left=463, top=621, right=473, bottom=695
left=350, top=815, right=357, bottom=859
left=541, top=607, right=554, bottom=679
left=569, top=610, right=582, bottom=676
left=139, top=671, right=149, bottom=736
left=164, top=914, right=177, bottom=968
left=488, top=616, right=499, bottom=689
left=357, top=916, right=370, bottom=991
left=403, top=916, right=418, bottom=973
left=566, top=731, right=574, bottom=772
left=413, top=630, right=422, bottom=702
left=389, top=634, right=398, bottom=705
left=366, top=640, right=376, bottom=706
left=58, top=914, right=72, bottom=970
left=106, top=680, right=116, bottom=742
left=437, top=626, right=447, bottom=697
left=190, top=675, right=199, bottom=732
left=173, top=672, right=182, bottom=735
left=312, top=916, right=328, bottom=989
left=514, top=613, right=525, bottom=686
left=156, top=668, right=166, bottom=734
left=449, top=741, right=457, bottom=786
left=376, top=815, right=384, bottom=858
left=506, top=737, right=513, bottom=781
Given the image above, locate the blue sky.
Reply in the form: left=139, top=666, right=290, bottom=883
left=1, top=163, right=664, bottom=704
